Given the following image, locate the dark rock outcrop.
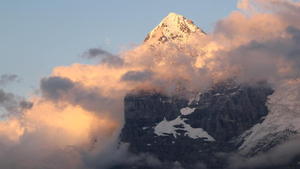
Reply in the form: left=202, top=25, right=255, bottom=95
left=184, top=81, right=273, bottom=142
left=115, top=81, right=274, bottom=169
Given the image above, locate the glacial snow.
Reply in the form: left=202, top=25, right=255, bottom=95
left=154, top=116, right=215, bottom=141
left=239, top=80, right=300, bottom=154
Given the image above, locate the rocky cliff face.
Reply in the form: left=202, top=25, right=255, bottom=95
left=117, top=81, right=273, bottom=169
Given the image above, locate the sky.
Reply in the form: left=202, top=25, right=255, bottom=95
left=0, top=0, right=238, bottom=96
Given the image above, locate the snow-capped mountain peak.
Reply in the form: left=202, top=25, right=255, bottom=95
left=144, top=12, right=206, bottom=44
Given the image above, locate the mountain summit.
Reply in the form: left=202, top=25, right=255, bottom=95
left=144, top=12, right=206, bottom=44
left=114, top=13, right=300, bottom=169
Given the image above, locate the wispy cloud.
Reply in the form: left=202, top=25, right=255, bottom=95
left=0, top=74, right=20, bottom=86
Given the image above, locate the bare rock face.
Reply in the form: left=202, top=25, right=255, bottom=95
left=117, top=81, right=273, bottom=169
left=184, top=80, right=273, bottom=142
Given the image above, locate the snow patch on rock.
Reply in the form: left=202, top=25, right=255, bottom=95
left=154, top=116, right=215, bottom=141
left=180, top=107, right=196, bottom=115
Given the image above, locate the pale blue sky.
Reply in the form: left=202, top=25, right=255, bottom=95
left=0, top=0, right=238, bottom=96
